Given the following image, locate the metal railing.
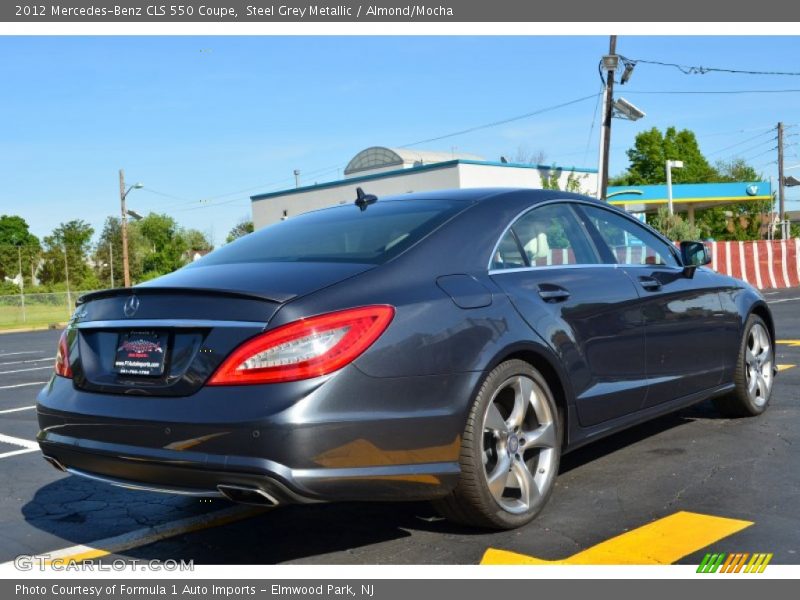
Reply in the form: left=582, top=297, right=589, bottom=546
left=0, top=290, right=98, bottom=329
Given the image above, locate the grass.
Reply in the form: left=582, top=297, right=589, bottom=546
left=0, top=303, right=71, bottom=331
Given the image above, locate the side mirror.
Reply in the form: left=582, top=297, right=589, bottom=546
left=679, top=241, right=712, bottom=278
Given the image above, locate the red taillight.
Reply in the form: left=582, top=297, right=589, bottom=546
left=208, top=305, right=395, bottom=386
left=55, top=330, right=73, bottom=378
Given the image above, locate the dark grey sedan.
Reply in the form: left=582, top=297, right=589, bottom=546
left=37, top=188, right=775, bottom=529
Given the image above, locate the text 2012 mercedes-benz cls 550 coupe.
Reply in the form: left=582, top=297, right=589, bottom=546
left=37, top=188, right=776, bottom=529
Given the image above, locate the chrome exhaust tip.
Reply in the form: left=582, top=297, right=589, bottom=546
left=216, top=484, right=279, bottom=506
left=42, top=455, right=67, bottom=472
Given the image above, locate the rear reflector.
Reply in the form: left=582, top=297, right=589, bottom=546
left=208, top=305, right=394, bottom=385
left=54, top=329, right=73, bottom=379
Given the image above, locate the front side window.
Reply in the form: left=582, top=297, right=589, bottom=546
left=581, top=205, right=679, bottom=267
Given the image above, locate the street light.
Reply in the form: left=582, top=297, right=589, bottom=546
left=119, top=170, right=143, bottom=287
left=666, top=160, right=684, bottom=216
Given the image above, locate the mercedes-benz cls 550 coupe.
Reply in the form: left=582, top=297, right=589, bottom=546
left=37, top=188, right=776, bottom=529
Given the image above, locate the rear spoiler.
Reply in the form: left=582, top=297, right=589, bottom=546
left=77, top=286, right=290, bottom=306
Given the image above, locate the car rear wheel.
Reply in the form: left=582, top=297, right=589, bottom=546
left=433, top=359, right=561, bottom=529
left=713, top=314, right=774, bottom=418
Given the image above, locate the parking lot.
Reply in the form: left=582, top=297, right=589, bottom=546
left=0, top=288, right=798, bottom=566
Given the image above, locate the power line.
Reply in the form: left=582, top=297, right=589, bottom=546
left=621, top=57, right=800, bottom=77
left=625, top=88, right=800, bottom=95
left=399, top=92, right=601, bottom=148
left=706, top=128, right=776, bottom=157
left=717, top=136, right=778, bottom=161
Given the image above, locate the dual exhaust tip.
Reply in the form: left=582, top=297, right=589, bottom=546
left=216, top=484, right=279, bottom=506
left=43, top=455, right=279, bottom=507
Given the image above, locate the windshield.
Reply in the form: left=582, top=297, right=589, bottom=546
left=191, top=198, right=466, bottom=266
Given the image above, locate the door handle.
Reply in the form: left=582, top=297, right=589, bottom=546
left=538, top=286, right=571, bottom=302
left=638, top=276, right=662, bottom=291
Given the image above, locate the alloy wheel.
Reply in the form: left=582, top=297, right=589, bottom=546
left=481, top=375, right=557, bottom=514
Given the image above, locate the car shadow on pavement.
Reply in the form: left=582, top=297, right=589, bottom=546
left=559, top=399, right=723, bottom=475
left=19, top=400, right=729, bottom=564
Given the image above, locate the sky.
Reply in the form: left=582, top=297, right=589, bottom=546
left=1, top=35, right=799, bottom=247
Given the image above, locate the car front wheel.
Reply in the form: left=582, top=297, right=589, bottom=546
left=434, top=359, right=561, bottom=529
left=714, top=314, right=774, bottom=417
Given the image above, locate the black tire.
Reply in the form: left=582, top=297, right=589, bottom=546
left=713, top=314, right=774, bottom=418
left=433, top=359, right=562, bottom=530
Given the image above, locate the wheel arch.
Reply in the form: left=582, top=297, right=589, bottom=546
left=749, top=301, right=775, bottom=349
left=484, top=343, right=574, bottom=446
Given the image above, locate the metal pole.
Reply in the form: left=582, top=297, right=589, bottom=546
left=600, top=35, right=617, bottom=201
left=109, top=242, right=115, bottom=288
left=293, top=169, right=301, bottom=189
left=120, top=169, right=131, bottom=287
left=63, top=244, right=72, bottom=315
left=778, top=123, right=785, bottom=238
left=17, top=246, right=26, bottom=323
left=666, top=162, right=674, bottom=216
left=596, top=91, right=607, bottom=199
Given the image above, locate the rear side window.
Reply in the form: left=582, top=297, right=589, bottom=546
left=499, top=203, right=600, bottom=268
left=581, top=205, right=679, bottom=267
left=192, top=199, right=466, bottom=266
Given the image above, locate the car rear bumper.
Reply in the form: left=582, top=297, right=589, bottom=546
left=36, top=366, right=478, bottom=503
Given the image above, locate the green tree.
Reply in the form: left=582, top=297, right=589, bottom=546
left=226, top=219, right=254, bottom=243
left=611, top=126, right=717, bottom=186
left=38, top=220, right=95, bottom=288
left=0, top=215, right=41, bottom=284
left=694, top=159, right=771, bottom=241
left=137, top=213, right=188, bottom=277
left=649, top=207, right=701, bottom=241
left=92, top=217, right=149, bottom=287
left=182, top=229, right=213, bottom=252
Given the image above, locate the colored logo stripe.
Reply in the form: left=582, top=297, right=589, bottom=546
left=697, top=552, right=773, bottom=573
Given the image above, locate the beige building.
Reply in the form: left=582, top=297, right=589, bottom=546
left=251, top=146, right=598, bottom=229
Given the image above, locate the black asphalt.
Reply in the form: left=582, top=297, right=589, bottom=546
left=0, top=289, right=798, bottom=565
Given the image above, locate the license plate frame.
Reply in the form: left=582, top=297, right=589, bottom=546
left=113, top=331, right=168, bottom=377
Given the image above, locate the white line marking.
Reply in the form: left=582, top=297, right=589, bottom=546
left=0, top=447, right=38, bottom=459
left=766, top=241, right=777, bottom=289
left=725, top=241, right=732, bottom=276
left=0, top=405, right=35, bottom=414
left=781, top=240, right=790, bottom=289
left=0, top=357, right=52, bottom=366
left=753, top=242, right=763, bottom=289
left=0, top=505, right=265, bottom=565
left=0, top=381, right=47, bottom=390
left=768, top=296, right=800, bottom=304
left=738, top=241, right=748, bottom=283
left=0, top=351, right=43, bottom=357
left=0, top=366, right=53, bottom=375
left=0, top=432, right=39, bottom=450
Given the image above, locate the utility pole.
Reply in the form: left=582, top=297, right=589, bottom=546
left=63, top=244, right=72, bottom=315
left=777, top=122, right=786, bottom=239
left=119, top=169, right=131, bottom=287
left=109, top=242, right=115, bottom=288
left=598, top=35, right=617, bottom=200
left=17, top=246, right=26, bottom=323
left=293, top=169, right=301, bottom=189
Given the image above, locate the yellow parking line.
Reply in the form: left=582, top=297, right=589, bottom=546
left=776, top=340, right=800, bottom=347
left=777, top=364, right=795, bottom=372
left=0, top=505, right=267, bottom=566
left=481, top=511, right=752, bottom=565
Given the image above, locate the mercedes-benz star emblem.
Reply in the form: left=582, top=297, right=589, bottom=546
left=123, top=295, right=140, bottom=318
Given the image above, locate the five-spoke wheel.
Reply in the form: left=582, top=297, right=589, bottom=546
left=433, top=359, right=561, bottom=529
left=714, top=314, right=774, bottom=417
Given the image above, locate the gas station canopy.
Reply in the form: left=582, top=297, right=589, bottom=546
left=607, top=181, right=772, bottom=213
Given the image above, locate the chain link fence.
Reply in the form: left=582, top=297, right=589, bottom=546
left=0, top=290, right=98, bottom=329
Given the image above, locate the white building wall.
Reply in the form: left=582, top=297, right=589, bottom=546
left=252, top=166, right=461, bottom=229
left=252, top=163, right=599, bottom=229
